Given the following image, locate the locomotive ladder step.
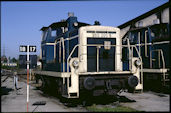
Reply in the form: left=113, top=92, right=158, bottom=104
left=162, top=73, right=169, bottom=80
left=165, top=75, right=169, bottom=79
left=161, top=79, right=170, bottom=82
left=164, top=84, right=170, bottom=87
left=163, top=83, right=170, bottom=87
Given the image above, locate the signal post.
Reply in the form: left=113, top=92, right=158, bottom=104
left=19, top=45, right=36, bottom=112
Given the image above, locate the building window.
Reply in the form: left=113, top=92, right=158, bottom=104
left=138, top=21, right=143, bottom=27
left=153, top=19, right=160, bottom=24
left=156, top=12, right=161, bottom=23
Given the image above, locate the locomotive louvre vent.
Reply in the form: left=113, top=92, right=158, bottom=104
left=87, top=31, right=95, bottom=33
left=87, top=31, right=116, bottom=34
left=108, top=31, right=116, bottom=34
left=96, top=31, right=107, bottom=33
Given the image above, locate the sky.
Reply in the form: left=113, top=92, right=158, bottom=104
left=1, top=0, right=168, bottom=59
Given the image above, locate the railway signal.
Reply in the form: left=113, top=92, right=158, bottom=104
left=19, top=45, right=36, bottom=112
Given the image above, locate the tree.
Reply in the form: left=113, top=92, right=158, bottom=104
left=8, top=56, right=11, bottom=63
left=94, top=20, right=101, bottom=25
left=3, top=57, right=8, bottom=63
left=11, top=57, right=17, bottom=63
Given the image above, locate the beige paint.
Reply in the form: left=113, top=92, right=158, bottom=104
left=79, top=26, right=122, bottom=72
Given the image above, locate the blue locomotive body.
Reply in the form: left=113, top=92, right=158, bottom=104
left=122, top=23, right=170, bottom=92
left=41, top=15, right=89, bottom=72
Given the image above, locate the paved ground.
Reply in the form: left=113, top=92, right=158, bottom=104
left=1, top=75, right=87, bottom=112
left=119, top=91, right=170, bottom=112
left=1, top=73, right=170, bottom=112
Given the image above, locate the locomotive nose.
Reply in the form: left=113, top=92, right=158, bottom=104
left=128, top=76, right=138, bottom=88
left=84, top=77, right=95, bottom=90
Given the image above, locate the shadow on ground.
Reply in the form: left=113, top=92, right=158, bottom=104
left=59, top=95, right=136, bottom=107
left=31, top=82, right=136, bottom=107
left=118, top=96, right=136, bottom=102
left=1, top=86, right=13, bottom=95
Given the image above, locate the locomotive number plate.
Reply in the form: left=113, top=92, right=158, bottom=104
left=92, top=33, right=112, bottom=38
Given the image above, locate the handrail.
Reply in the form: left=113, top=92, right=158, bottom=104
left=134, top=41, right=170, bottom=46
left=67, top=44, right=79, bottom=72
left=67, top=44, right=118, bottom=73
left=67, top=43, right=143, bottom=74
left=131, top=45, right=143, bottom=84
left=160, top=50, right=165, bottom=69
left=145, top=30, right=148, bottom=57
left=124, top=36, right=143, bottom=84
left=125, top=38, right=132, bottom=70
left=61, top=38, right=65, bottom=72
left=150, top=49, right=165, bottom=69
left=130, top=45, right=143, bottom=65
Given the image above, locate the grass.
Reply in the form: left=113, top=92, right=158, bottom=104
left=86, top=104, right=140, bottom=112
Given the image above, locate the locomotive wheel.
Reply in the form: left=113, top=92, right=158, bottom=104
left=36, top=76, right=45, bottom=90
left=56, top=79, right=62, bottom=96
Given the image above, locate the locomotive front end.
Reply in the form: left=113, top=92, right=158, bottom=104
left=68, top=26, right=143, bottom=98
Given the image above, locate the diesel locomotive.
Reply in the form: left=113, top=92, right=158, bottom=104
left=33, top=13, right=143, bottom=98
left=122, top=22, right=170, bottom=92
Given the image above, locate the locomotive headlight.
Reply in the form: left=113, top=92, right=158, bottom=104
left=72, top=60, right=79, bottom=68
left=73, top=22, right=78, bottom=27
left=134, top=59, right=141, bottom=67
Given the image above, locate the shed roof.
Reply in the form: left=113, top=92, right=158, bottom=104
left=118, top=2, right=169, bottom=29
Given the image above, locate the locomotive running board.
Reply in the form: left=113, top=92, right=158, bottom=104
left=33, top=70, right=71, bottom=78
left=142, top=68, right=169, bottom=73
left=78, top=71, right=132, bottom=75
